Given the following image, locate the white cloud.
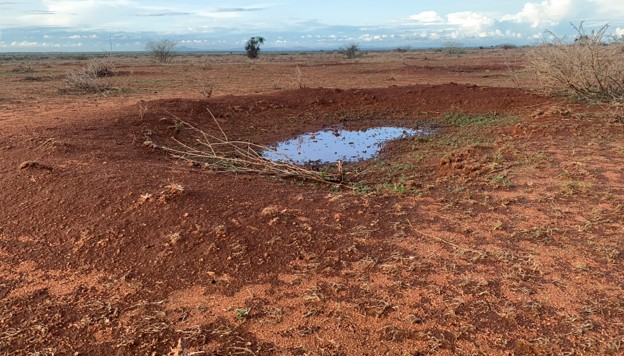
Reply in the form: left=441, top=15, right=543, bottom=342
left=11, top=41, right=41, bottom=47
left=7, top=40, right=83, bottom=48
left=18, top=0, right=137, bottom=27
left=67, top=34, right=98, bottom=39
left=502, top=0, right=573, bottom=28
left=196, top=11, right=242, bottom=19
left=616, top=27, right=624, bottom=36
left=447, top=11, right=495, bottom=33
left=409, top=11, right=443, bottom=24
left=588, top=0, right=624, bottom=17
left=358, top=33, right=388, bottom=42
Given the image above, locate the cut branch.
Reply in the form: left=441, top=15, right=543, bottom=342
left=147, top=114, right=348, bottom=187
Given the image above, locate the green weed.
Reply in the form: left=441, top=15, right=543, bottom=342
left=392, top=163, right=413, bottom=171
left=376, top=182, right=407, bottom=194
left=491, top=175, right=513, bottom=187
left=413, top=136, right=432, bottom=143
left=235, top=308, right=250, bottom=320
left=560, top=180, right=593, bottom=195
left=350, top=181, right=371, bottom=194
left=170, top=121, right=184, bottom=133
left=444, top=113, right=518, bottom=127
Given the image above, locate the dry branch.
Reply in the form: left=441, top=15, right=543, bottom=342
left=147, top=109, right=345, bottom=186
left=528, top=23, right=624, bottom=102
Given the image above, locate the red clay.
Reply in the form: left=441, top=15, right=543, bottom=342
left=0, top=49, right=622, bottom=354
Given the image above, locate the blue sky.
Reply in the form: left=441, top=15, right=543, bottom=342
left=1, top=0, right=623, bottom=51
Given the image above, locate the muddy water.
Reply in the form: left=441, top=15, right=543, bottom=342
left=263, top=127, right=427, bottom=164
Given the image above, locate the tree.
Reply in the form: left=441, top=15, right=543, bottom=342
left=339, top=43, right=360, bottom=59
left=245, top=36, right=265, bottom=59
left=146, top=39, right=177, bottom=63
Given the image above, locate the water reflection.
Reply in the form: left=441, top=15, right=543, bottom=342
left=263, top=127, right=427, bottom=164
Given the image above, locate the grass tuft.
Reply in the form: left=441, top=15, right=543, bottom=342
left=64, top=59, right=114, bottom=93
left=444, top=112, right=517, bottom=127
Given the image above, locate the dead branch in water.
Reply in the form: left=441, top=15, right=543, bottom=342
left=146, top=108, right=346, bottom=186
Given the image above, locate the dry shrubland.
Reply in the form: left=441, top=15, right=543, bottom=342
left=65, top=59, right=114, bottom=92
left=529, top=23, right=624, bottom=102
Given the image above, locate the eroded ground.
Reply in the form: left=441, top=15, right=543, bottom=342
left=0, top=49, right=623, bottom=354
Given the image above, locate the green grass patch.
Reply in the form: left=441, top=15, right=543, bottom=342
left=560, top=180, right=593, bottom=195
left=491, top=175, right=513, bottom=188
left=444, top=112, right=518, bottom=127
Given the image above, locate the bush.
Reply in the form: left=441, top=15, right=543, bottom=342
left=496, top=43, right=518, bottom=50
left=11, top=63, right=34, bottom=73
left=339, top=43, right=360, bottom=59
left=84, top=59, right=114, bottom=77
left=528, top=22, right=624, bottom=102
left=64, top=59, right=113, bottom=92
left=442, top=42, right=466, bottom=55
left=245, top=37, right=265, bottom=59
left=146, top=39, right=177, bottom=63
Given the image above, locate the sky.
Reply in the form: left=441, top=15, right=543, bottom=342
left=1, top=0, right=624, bottom=52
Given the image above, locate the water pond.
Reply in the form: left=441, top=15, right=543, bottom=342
left=262, top=126, right=427, bottom=164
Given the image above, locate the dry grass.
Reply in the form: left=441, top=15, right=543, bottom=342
left=64, top=59, right=114, bottom=93
left=146, top=109, right=345, bottom=186
left=528, top=23, right=624, bottom=102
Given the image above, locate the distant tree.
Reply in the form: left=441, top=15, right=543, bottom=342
left=496, top=43, right=518, bottom=50
left=245, top=36, right=265, bottom=59
left=442, top=41, right=466, bottom=55
left=339, top=43, right=361, bottom=59
left=146, top=39, right=177, bottom=63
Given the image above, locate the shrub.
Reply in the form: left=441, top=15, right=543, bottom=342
left=84, top=59, right=114, bottom=77
left=146, top=39, right=177, bottom=63
left=64, top=59, right=113, bottom=92
left=496, top=43, right=517, bottom=50
left=245, top=37, right=265, bottom=59
left=339, top=43, right=360, bottom=59
left=442, top=42, right=466, bottom=55
left=528, top=22, right=624, bottom=102
left=11, top=63, right=34, bottom=73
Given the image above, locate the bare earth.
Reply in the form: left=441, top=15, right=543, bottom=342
left=0, top=49, right=623, bottom=355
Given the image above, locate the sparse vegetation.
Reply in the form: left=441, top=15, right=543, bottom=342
left=294, top=65, right=304, bottom=88
left=2, top=47, right=624, bottom=355
left=199, top=82, right=213, bottom=98
left=444, top=112, right=517, bottom=126
left=64, top=59, right=114, bottom=92
left=146, top=110, right=346, bottom=186
left=146, top=39, right=178, bottom=63
left=528, top=22, right=624, bottom=102
left=442, top=41, right=466, bottom=55
left=245, top=36, right=265, bottom=59
left=235, top=308, right=250, bottom=320
left=339, top=43, right=361, bottom=59
left=491, top=175, right=513, bottom=187
left=497, top=43, right=518, bottom=50
left=11, top=63, right=34, bottom=73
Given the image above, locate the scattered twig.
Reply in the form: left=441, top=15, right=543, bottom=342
left=147, top=109, right=348, bottom=187
left=406, top=220, right=487, bottom=257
